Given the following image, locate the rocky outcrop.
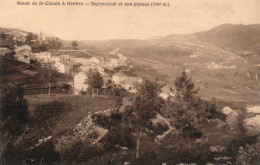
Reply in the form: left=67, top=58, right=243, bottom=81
left=222, top=106, right=238, bottom=129
left=244, top=106, right=260, bottom=136
left=244, top=115, right=260, bottom=136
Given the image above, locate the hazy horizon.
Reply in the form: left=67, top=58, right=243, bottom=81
left=1, top=0, right=260, bottom=40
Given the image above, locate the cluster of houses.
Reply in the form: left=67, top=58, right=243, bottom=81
left=11, top=44, right=137, bottom=95
left=0, top=30, right=177, bottom=99
left=206, top=61, right=237, bottom=70
left=0, top=42, right=177, bottom=98
left=14, top=45, right=35, bottom=63
left=73, top=51, right=135, bottom=94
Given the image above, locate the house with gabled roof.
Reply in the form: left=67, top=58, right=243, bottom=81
left=160, top=84, right=176, bottom=100
left=54, top=61, right=72, bottom=74
left=112, top=72, right=128, bottom=84
left=35, top=52, right=51, bottom=63
left=0, top=48, right=12, bottom=56
left=58, top=50, right=90, bottom=58
left=112, top=72, right=142, bottom=92
left=74, top=72, right=88, bottom=94
left=120, top=77, right=142, bottom=93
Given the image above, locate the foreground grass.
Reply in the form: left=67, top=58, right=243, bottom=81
left=25, top=94, right=114, bottom=136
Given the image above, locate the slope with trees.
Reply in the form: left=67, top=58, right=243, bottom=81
left=0, top=83, right=29, bottom=164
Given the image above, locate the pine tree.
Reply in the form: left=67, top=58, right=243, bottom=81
left=174, top=71, right=198, bottom=103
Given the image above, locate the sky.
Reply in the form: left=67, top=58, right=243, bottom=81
left=0, top=0, right=260, bottom=40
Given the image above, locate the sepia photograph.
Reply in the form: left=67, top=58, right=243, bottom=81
left=0, top=0, right=260, bottom=164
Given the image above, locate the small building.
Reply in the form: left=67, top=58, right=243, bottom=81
left=35, top=52, right=52, bottom=63
left=160, top=84, right=176, bottom=100
left=112, top=72, right=128, bottom=84
left=109, top=48, right=119, bottom=55
left=60, top=54, right=70, bottom=61
left=58, top=49, right=90, bottom=58
left=88, top=57, right=100, bottom=64
left=70, top=57, right=89, bottom=65
left=51, top=56, right=61, bottom=63
left=230, top=66, right=237, bottom=69
left=0, top=48, right=12, bottom=56
left=74, top=72, right=88, bottom=94
left=109, top=58, right=120, bottom=68
left=15, top=45, right=31, bottom=52
left=81, top=65, right=106, bottom=76
left=112, top=72, right=142, bottom=92
left=120, top=77, right=142, bottom=93
left=13, top=45, right=33, bottom=63
left=39, top=32, right=57, bottom=41
left=54, top=61, right=71, bottom=74
left=81, top=65, right=96, bottom=72
left=14, top=53, right=31, bottom=63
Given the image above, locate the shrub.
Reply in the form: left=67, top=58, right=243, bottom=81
left=33, top=101, right=71, bottom=123
left=92, top=110, right=136, bottom=149
left=151, top=122, right=169, bottom=135
left=0, top=83, right=29, bottom=164
left=236, top=143, right=260, bottom=165
left=55, top=115, right=108, bottom=162
left=0, top=83, right=28, bottom=122
left=162, top=136, right=211, bottom=164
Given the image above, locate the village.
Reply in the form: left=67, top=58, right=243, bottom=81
left=0, top=29, right=177, bottom=98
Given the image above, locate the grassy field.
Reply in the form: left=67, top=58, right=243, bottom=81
left=25, top=94, right=114, bottom=135
left=126, top=55, right=260, bottom=105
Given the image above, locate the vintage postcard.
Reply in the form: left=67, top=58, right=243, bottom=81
left=0, top=0, right=260, bottom=164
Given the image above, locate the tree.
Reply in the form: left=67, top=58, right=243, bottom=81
left=0, top=83, right=28, bottom=163
left=0, top=83, right=28, bottom=122
left=174, top=71, right=198, bottom=103
left=85, top=69, right=104, bottom=96
left=26, top=32, right=34, bottom=44
left=95, top=78, right=164, bottom=160
left=38, top=60, right=59, bottom=97
left=166, top=71, right=225, bottom=138
left=49, top=39, right=62, bottom=50
left=0, top=32, right=7, bottom=39
left=106, top=80, right=126, bottom=108
left=130, top=78, right=163, bottom=159
left=46, top=61, right=59, bottom=97
left=71, top=41, right=78, bottom=49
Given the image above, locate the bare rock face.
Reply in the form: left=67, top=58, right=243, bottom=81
left=247, top=106, right=260, bottom=114
left=244, top=115, right=260, bottom=136
left=244, top=106, right=260, bottom=136
left=151, top=114, right=176, bottom=142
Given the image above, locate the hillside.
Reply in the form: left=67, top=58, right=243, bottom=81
left=165, top=24, right=260, bottom=56
left=78, top=24, right=260, bottom=104
left=193, top=24, right=260, bottom=56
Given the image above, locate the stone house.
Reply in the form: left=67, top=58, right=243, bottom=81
left=74, top=72, right=88, bottom=94
left=160, top=84, right=176, bottom=100
left=112, top=72, right=128, bottom=84
left=54, top=61, right=72, bottom=74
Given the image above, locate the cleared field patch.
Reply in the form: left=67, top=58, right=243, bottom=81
left=25, top=94, right=114, bottom=135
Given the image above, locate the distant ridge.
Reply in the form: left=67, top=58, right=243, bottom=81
left=164, top=24, right=260, bottom=56
left=193, top=24, right=260, bottom=55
